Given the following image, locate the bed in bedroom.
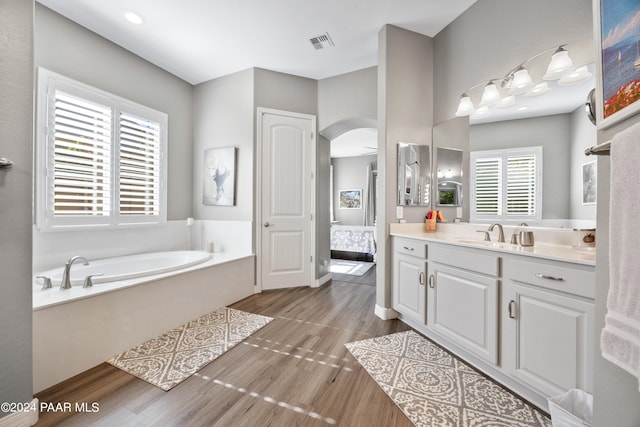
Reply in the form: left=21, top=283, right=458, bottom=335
left=330, top=225, right=376, bottom=262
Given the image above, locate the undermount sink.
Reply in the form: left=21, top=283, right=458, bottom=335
left=451, top=238, right=516, bottom=249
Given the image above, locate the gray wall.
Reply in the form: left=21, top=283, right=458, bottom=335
left=0, top=0, right=33, bottom=416
left=433, top=0, right=593, bottom=125
left=332, top=155, right=377, bottom=226
left=470, top=115, right=572, bottom=220
left=35, top=4, right=194, bottom=221
left=377, top=25, right=434, bottom=311
left=193, top=69, right=254, bottom=222
left=569, top=106, right=598, bottom=220
left=318, top=66, right=378, bottom=132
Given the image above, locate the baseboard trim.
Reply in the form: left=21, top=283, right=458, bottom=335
left=0, top=398, right=38, bottom=427
left=374, top=305, right=398, bottom=320
left=313, top=272, right=332, bottom=288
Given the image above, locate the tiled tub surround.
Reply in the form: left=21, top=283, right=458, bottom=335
left=32, top=220, right=255, bottom=393
left=389, top=222, right=595, bottom=412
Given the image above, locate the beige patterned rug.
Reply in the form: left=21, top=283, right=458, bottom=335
left=108, top=307, right=273, bottom=391
left=345, top=330, right=552, bottom=427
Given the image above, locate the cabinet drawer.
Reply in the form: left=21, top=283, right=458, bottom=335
left=394, top=237, right=427, bottom=258
left=429, top=244, right=500, bottom=277
left=506, top=257, right=595, bottom=299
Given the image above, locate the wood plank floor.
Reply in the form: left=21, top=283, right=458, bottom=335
left=35, top=266, right=414, bottom=426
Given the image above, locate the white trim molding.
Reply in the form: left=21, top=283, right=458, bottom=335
left=375, top=304, right=398, bottom=320
left=313, top=272, right=332, bottom=288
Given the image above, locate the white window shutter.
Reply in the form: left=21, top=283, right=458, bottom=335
left=506, top=154, right=537, bottom=216
left=51, top=91, right=112, bottom=219
left=473, top=156, right=502, bottom=215
left=118, top=111, right=162, bottom=218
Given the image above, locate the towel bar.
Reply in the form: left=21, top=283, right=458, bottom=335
left=585, top=140, right=611, bottom=156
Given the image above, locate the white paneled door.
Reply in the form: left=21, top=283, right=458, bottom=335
left=258, top=108, right=315, bottom=291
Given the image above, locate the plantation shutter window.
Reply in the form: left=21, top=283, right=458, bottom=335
left=470, top=147, right=542, bottom=222
left=473, top=156, right=502, bottom=216
left=506, top=154, right=537, bottom=216
left=51, top=91, right=112, bottom=220
left=37, top=69, right=167, bottom=230
left=118, top=112, right=162, bottom=217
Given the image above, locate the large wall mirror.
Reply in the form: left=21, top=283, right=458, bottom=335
left=397, top=142, right=431, bottom=206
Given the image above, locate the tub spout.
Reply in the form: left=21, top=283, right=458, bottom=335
left=60, top=256, right=89, bottom=289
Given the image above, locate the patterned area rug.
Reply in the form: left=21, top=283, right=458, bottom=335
left=345, top=331, right=552, bottom=427
left=108, top=307, right=273, bottom=391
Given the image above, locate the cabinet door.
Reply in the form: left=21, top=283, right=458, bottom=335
left=393, top=252, right=426, bottom=324
left=428, top=263, right=498, bottom=365
left=502, top=282, right=594, bottom=396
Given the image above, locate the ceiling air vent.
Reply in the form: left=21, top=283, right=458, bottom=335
left=309, top=32, right=334, bottom=50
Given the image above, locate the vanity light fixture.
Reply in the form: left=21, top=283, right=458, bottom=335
left=454, top=43, right=590, bottom=119
left=124, top=10, right=144, bottom=25
left=543, top=46, right=574, bottom=80
left=525, top=82, right=551, bottom=97
left=437, top=169, right=443, bottom=178
left=455, top=94, right=476, bottom=116
left=479, top=82, right=502, bottom=107
left=471, top=105, right=490, bottom=120
left=508, top=68, right=534, bottom=95
left=496, top=95, right=517, bottom=109
left=445, top=169, right=453, bottom=179
left=557, top=66, right=592, bottom=86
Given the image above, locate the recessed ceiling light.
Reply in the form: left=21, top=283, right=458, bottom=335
left=124, top=10, right=144, bottom=25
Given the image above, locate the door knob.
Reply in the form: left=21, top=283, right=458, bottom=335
left=263, top=222, right=271, bottom=227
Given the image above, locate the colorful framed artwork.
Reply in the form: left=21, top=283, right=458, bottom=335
left=339, top=189, right=362, bottom=209
left=595, top=0, right=640, bottom=128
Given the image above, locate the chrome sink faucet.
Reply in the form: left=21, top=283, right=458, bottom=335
left=488, top=223, right=505, bottom=243
left=60, top=256, right=89, bottom=289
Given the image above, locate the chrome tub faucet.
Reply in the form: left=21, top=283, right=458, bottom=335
left=60, top=256, right=89, bottom=289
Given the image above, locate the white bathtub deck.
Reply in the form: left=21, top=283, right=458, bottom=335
left=33, top=251, right=252, bottom=310
left=33, top=252, right=256, bottom=393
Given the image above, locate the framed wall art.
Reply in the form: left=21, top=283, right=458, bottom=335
left=339, top=189, right=362, bottom=209
left=595, top=0, right=640, bottom=128
left=582, top=160, right=597, bottom=205
left=203, top=146, right=236, bottom=206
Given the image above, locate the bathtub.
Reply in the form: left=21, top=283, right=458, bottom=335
left=36, top=250, right=212, bottom=287
left=33, top=250, right=256, bottom=393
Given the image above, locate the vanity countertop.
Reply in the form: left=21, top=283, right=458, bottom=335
left=390, top=223, right=596, bottom=266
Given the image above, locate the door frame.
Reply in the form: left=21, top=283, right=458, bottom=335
left=255, top=107, right=316, bottom=293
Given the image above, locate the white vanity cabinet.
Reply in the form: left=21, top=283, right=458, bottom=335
left=427, top=244, right=500, bottom=365
left=502, top=256, right=595, bottom=397
left=392, top=237, right=427, bottom=324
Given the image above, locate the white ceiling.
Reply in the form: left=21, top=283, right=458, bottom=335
left=35, top=0, right=595, bottom=153
left=36, top=0, right=477, bottom=85
left=331, top=128, right=378, bottom=158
